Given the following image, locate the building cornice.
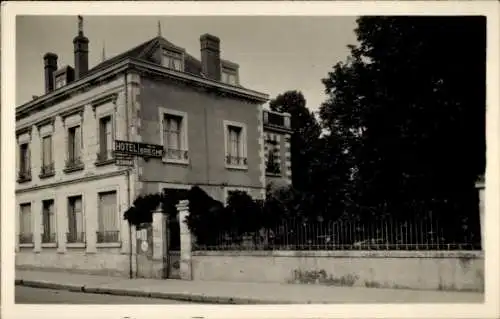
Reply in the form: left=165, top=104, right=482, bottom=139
left=16, top=58, right=269, bottom=120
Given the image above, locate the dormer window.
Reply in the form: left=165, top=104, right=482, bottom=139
left=53, top=66, right=74, bottom=90
left=162, top=49, right=183, bottom=72
left=55, top=74, right=66, bottom=89
left=222, top=71, right=238, bottom=86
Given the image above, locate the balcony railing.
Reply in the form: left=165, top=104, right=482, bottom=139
left=96, top=230, right=120, bottom=243
left=263, top=110, right=291, bottom=130
left=64, top=156, right=84, bottom=173
left=95, top=150, right=115, bottom=166
left=41, top=232, right=57, bottom=244
left=66, top=232, right=86, bottom=243
left=226, top=155, right=247, bottom=166
left=165, top=148, right=189, bottom=161
left=39, top=162, right=55, bottom=178
left=19, top=233, right=33, bottom=244
left=17, top=169, right=32, bottom=183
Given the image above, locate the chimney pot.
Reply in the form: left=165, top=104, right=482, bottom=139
left=43, top=52, right=58, bottom=93
left=200, top=34, right=221, bottom=81
left=73, top=15, right=89, bottom=80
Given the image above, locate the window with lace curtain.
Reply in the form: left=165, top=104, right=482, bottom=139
left=97, top=115, right=113, bottom=163
left=97, top=191, right=119, bottom=244
left=160, top=108, right=189, bottom=164
left=224, top=120, right=247, bottom=169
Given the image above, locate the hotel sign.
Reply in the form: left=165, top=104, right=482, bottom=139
left=114, top=140, right=164, bottom=158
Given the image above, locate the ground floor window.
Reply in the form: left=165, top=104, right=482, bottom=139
left=97, top=191, right=119, bottom=243
left=19, top=203, right=33, bottom=244
left=41, top=199, right=56, bottom=243
left=67, top=195, right=85, bottom=243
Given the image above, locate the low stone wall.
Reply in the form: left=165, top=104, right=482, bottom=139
left=16, top=248, right=129, bottom=277
left=191, top=250, right=484, bottom=292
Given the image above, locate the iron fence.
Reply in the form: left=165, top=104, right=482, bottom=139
left=193, top=217, right=480, bottom=251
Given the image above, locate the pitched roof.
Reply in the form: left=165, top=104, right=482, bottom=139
left=87, top=36, right=203, bottom=77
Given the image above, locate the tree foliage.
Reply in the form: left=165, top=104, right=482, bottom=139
left=319, top=16, right=485, bottom=242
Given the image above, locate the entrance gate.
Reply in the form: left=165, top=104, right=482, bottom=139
left=163, top=188, right=188, bottom=279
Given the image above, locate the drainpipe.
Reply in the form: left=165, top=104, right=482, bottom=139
left=125, top=71, right=133, bottom=279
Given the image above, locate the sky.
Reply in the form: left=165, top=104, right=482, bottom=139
left=16, top=15, right=358, bottom=113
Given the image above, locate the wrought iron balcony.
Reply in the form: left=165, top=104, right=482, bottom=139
left=41, top=232, right=57, bottom=244
left=39, top=162, right=55, bottom=178
left=64, top=156, right=84, bottom=173
left=17, top=169, right=32, bottom=183
left=165, top=148, right=189, bottom=161
left=226, top=155, right=247, bottom=166
left=96, top=230, right=120, bottom=243
left=19, top=233, right=33, bottom=244
left=66, top=232, right=86, bottom=243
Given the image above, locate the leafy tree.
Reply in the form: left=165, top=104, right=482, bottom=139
left=269, top=91, right=322, bottom=191
left=319, top=16, right=485, bottom=245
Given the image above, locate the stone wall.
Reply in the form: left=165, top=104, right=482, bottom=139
left=191, top=250, right=484, bottom=292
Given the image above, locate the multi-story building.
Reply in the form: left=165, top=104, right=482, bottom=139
left=15, top=16, right=292, bottom=277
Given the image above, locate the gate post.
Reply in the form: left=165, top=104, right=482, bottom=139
left=177, top=200, right=192, bottom=280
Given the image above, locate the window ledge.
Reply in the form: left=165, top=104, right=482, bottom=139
left=95, top=159, right=115, bottom=167
left=63, top=165, right=85, bottom=174
left=67, top=243, right=86, bottom=248
left=17, top=176, right=32, bottom=183
left=163, top=158, right=190, bottom=166
left=19, top=243, right=34, bottom=248
left=266, top=172, right=282, bottom=177
left=39, top=172, right=55, bottom=179
left=41, top=243, right=57, bottom=248
left=226, top=165, right=248, bottom=171
left=96, top=242, right=121, bottom=248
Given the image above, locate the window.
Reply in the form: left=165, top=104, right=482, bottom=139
left=40, top=135, right=54, bottom=177
left=66, top=125, right=83, bottom=170
left=55, top=75, right=66, bottom=89
left=18, top=143, right=31, bottom=182
left=222, top=72, right=238, bottom=85
left=162, top=50, right=183, bottom=72
left=163, top=114, right=188, bottom=161
left=224, top=121, right=247, bottom=168
left=97, top=191, right=119, bottom=243
left=41, top=199, right=56, bottom=244
left=266, top=136, right=281, bottom=175
left=160, top=108, right=189, bottom=164
left=97, top=116, right=113, bottom=162
left=19, top=203, right=32, bottom=244
left=67, top=196, right=85, bottom=243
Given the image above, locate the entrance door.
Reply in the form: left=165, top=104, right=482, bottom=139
left=162, top=188, right=188, bottom=279
left=136, top=224, right=154, bottom=278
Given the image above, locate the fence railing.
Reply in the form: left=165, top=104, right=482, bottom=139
left=193, top=218, right=481, bottom=251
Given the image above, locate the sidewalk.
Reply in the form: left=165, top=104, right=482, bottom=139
left=15, top=269, right=484, bottom=304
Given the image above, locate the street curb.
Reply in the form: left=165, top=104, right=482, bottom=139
left=15, top=279, right=291, bottom=304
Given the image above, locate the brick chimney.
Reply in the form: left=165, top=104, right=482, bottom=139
left=43, top=52, right=58, bottom=93
left=200, top=34, right=221, bottom=81
left=73, top=15, right=89, bottom=80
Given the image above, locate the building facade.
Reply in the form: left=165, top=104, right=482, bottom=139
left=15, top=17, right=292, bottom=277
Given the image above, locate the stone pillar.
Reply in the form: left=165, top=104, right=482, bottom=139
left=85, top=191, right=97, bottom=253
left=53, top=116, right=65, bottom=180
left=56, top=192, right=67, bottom=253
left=177, top=200, right=192, bottom=280
left=33, top=200, right=42, bottom=253
left=152, top=212, right=164, bottom=261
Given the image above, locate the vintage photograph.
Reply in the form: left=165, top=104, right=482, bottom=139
left=10, top=10, right=488, bottom=309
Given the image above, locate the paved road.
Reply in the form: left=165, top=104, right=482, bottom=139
left=16, top=286, right=191, bottom=304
